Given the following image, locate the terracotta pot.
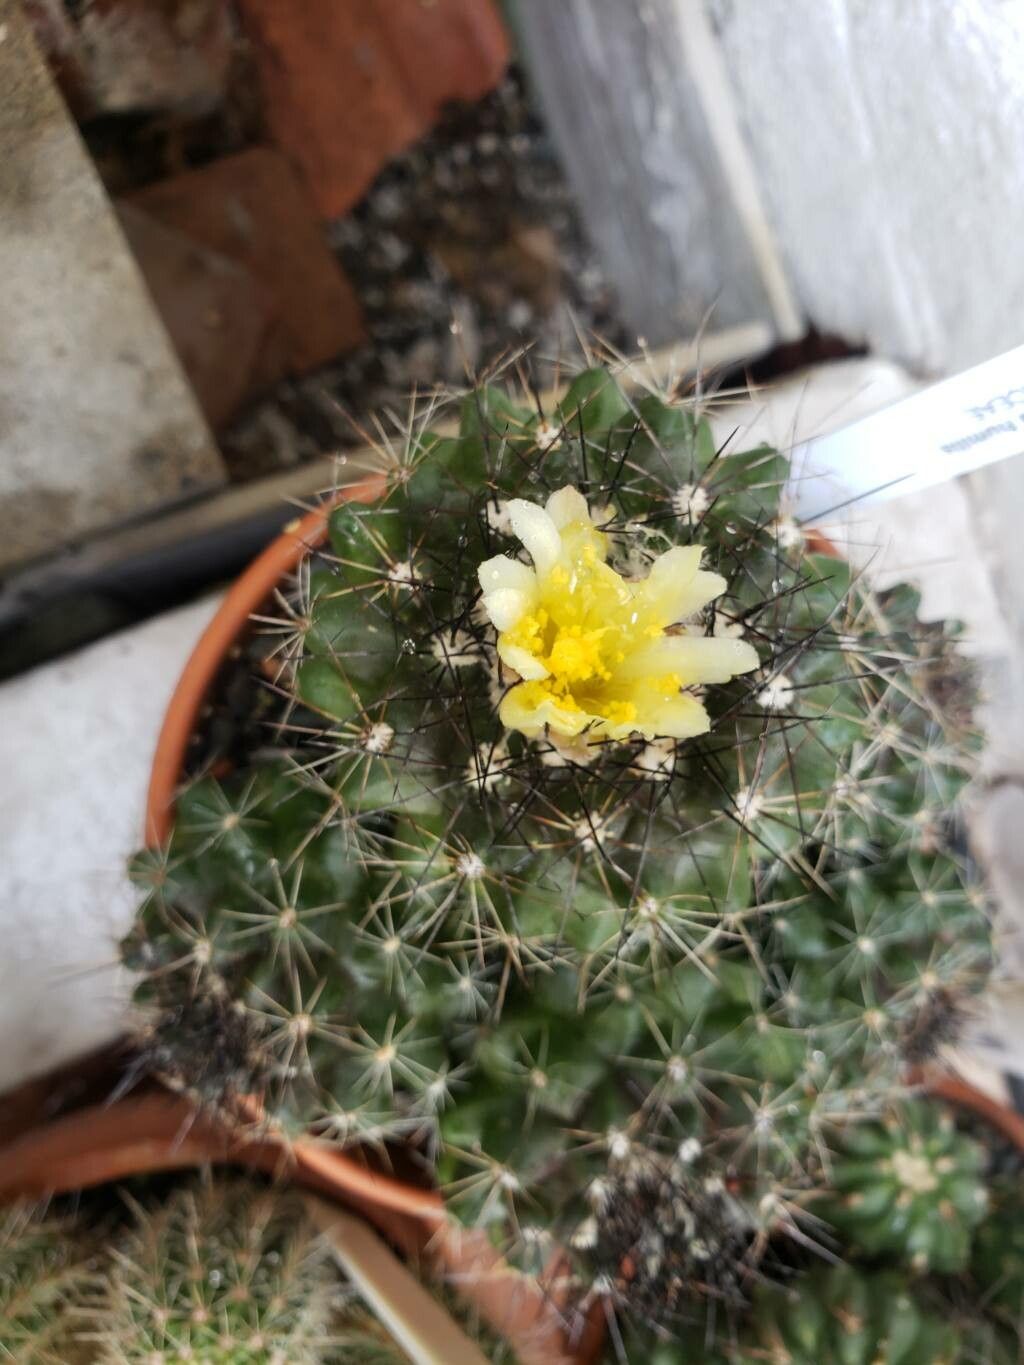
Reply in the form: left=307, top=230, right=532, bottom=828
left=0, top=1084, right=591, bottom=1362
left=145, top=477, right=383, bottom=847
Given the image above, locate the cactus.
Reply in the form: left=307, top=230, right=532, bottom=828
left=0, top=1176, right=415, bottom=1364
left=700, top=1263, right=962, bottom=1364
left=88, top=1176, right=343, bottom=1363
left=0, top=1205, right=96, bottom=1363
left=816, top=1098, right=987, bottom=1273
left=971, top=1171, right=1024, bottom=1325
left=125, top=365, right=1000, bottom=1354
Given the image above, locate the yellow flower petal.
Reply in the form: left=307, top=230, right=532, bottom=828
left=617, top=635, right=760, bottom=685
left=477, top=487, right=759, bottom=746
left=499, top=680, right=592, bottom=738
left=481, top=588, right=535, bottom=632
left=545, top=485, right=591, bottom=530
left=640, top=545, right=727, bottom=623
left=637, top=692, right=712, bottom=740
left=477, top=555, right=538, bottom=631
left=497, top=639, right=550, bottom=681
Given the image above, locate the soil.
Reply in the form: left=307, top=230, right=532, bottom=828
left=80, top=58, right=633, bottom=482
left=218, top=67, right=633, bottom=479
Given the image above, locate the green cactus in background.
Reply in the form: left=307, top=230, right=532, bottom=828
left=817, top=1098, right=987, bottom=1274
left=971, top=1171, right=1024, bottom=1325
left=0, top=1175, right=415, bottom=1365
left=124, top=364, right=1000, bottom=1355
left=0, top=1205, right=96, bottom=1363
left=703, top=1263, right=962, bottom=1364
left=89, top=1177, right=342, bottom=1363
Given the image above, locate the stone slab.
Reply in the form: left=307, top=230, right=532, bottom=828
left=0, top=1, right=225, bottom=571
left=513, top=0, right=791, bottom=347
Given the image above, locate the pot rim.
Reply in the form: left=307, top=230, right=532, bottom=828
left=145, top=476, right=384, bottom=849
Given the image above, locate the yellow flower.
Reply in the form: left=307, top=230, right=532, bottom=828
left=477, top=486, right=759, bottom=744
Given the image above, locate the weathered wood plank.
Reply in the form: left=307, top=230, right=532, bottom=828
left=512, top=0, right=798, bottom=345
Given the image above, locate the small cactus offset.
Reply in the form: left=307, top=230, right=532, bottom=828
left=0, top=1205, right=96, bottom=1363
left=0, top=1175, right=414, bottom=1364
left=124, top=364, right=1005, bottom=1356
left=817, top=1098, right=988, bottom=1274
left=89, top=1177, right=343, bottom=1364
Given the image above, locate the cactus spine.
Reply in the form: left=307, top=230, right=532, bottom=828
left=1, top=1176, right=412, bottom=1364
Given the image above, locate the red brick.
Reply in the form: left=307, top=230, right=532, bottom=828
left=235, top=0, right=510, bottom=218
left=127, top=148, right=366, bottom=393
left=117, top=202, right=272, bottom=429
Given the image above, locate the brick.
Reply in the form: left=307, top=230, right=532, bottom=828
left=117, top=203, right=272, bottom=429
left=235, top=0, right=510, bottom=218
left=127, top=148, right=366, bottom=392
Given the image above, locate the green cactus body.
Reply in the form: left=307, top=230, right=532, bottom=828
left=0, top=1178, right=421, bottom=1365
left=726, top=1264, right=960, bottom=1364
left=817, top=1099, right=987, bottom=1273
left=88, top=1178, right=339, bottom=1363
left=971, top=1174, right=1024, bottom=1323
left=127, top=368, right=993, bottom=1349
left=0, top=1206, right=95, bottom=1363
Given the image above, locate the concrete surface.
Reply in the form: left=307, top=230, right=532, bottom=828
left=0, top=1, right=225, bottom=571
left=0, top=593, right=221, bottom=1093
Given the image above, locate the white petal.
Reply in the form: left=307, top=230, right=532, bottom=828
left=676, top=570, right=729, bottom=618
left=545, top=485, right=591, bottom=530
left=507, top=499, right=563, bottom=576
left=477, top=554, right=537, bottom=596
left=618, top=635, right=759, bottom=684
left=497, top=639, right=550, bottom=680
left=483, top=588, right=534, bottom=632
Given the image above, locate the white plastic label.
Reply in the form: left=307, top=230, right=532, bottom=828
left=789, top=344, right=1024, bottom=524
